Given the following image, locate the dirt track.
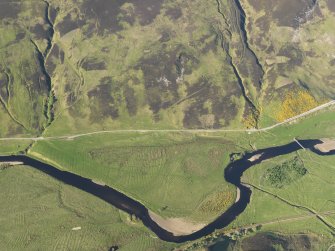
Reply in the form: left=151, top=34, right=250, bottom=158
left=0, top=100, right=334, bottom=141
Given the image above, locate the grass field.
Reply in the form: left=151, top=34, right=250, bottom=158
left=228, top=151, right=335, bottom=244
left=0, top=165, right=175, bottom=251
left=29, top=133, right=237, bottom=222
left=0, top=140, right=31, bottom=155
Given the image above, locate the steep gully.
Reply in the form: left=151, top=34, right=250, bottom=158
left=1, top=139, right=334, bottom=243
left=31, top=0, right=56, bottom=128
left=216, top=0, right=264, bottom=125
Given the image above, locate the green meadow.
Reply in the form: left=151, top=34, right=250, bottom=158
left=0, top=165, right=175, bottom=251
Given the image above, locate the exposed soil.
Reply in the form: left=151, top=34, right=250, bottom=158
left=315, top=139, right=335, bottom=153
left=148, top=211, right=205, bottom=236
left=248, top=153, right=263, bottom=162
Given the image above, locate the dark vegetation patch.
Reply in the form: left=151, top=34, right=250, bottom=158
left=87, top=77, right=120, bottom=121
left=15, top=32, right=25, bottom=41
left=277, top=44, right=304, bottom=71
left=124, top=85, right=137, bottom=116
left=248, top=0, right=270, bottom=12
left=31, top=23, right=52, bottom=40
left=272, top=0, right=321, bottom=28
left=80, top=57, right=106, bottom=71
left=20, top=58, right=49, bottom=96
left=175, top=52, right=199, bottom=75
left=212, top=95, right=238, bottom=127
left=46, top=44, right=64, bottom=76
left=138, top=49, right=184, bottom=115
left=183, top=77, right=240, bottom=129
left=255, top=15, right=270, bottom=33
left=81, top=0, right=164, bottom=35
left=56, top=12, right=85, bottom=37
left=0, top=3, right=20, bottom=19
left=228, top=0, right=264, bottom=91
left=81, top=0, right=126, bottom=34
left=134, top=0, right=164, bottom=25
left=108, top=246, right=119, bottom=251
left=275, top=83, right=300, bottom=98
left=330, top=59, right=335, bottom=66
left=328, top=0, right=335, bottom=12
left=262, top=156, right=307, bottom=188
left=183, top=79, right=211, bottom=128
left=159, top=31, right=172, bottom=43
left=165, top=7, right=182, bottom=20
left=241, top=233, right=315, bottom=251
left=249, top=0, right=320, bottom=28
left=49, top=6, right=58, bottom=24
left=237, top=49, right=264, bottom=90
left=199, top=34, right=219, bottom=53
left=209, top=237, right=235, bottom=251
left=0, top=67, right=10, bottom=104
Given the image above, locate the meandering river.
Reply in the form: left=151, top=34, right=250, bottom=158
left=0, top=139, right=334, bottom=243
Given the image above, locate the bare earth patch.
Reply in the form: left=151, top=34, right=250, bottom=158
left=315, top=139, right=335, bottom=153
left=0, top=161, right=23, bottom=166
left=248, top=153, right=263, bottom=162
left=149, top=211, right=205, bottom=236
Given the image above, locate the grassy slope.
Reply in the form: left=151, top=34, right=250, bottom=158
left=0, top=1, right=52, bottom=136
left=0, top=140, right=31, bottom=155
left=41, top=0, right=247, bottom=135
left=0, top=165, right=174, bottom=251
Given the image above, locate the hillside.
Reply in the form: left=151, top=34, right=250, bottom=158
left=1, top=0, right=334, bottom=137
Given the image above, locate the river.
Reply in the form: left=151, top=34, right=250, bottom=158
left=0, top=139, right=334, bottom=243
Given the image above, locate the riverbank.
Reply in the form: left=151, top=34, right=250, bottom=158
left=149, top=211, right=206, bottom=236
left=0, top=138, right=333, bottom=243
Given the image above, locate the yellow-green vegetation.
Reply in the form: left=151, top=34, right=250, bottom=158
left=0, top=140, right=31, bottom=155
left=29, top=133, right=237, bottom=222
left=0, top=165, right=175, bottom=251
left=276, top=90, right=320, bottom=122
left=0, top=1, right=54, bottom=136
left=199, top=190, right=235, bottom=213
